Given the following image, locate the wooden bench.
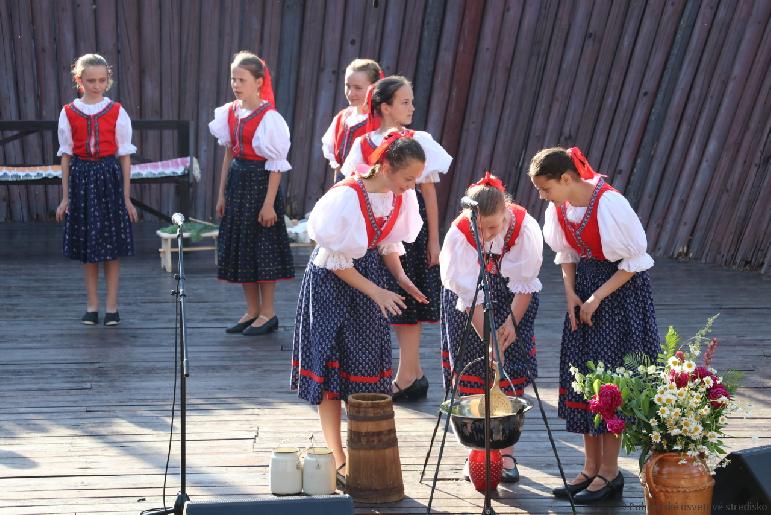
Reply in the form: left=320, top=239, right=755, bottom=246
left=156, top=229, right=219, bottom=272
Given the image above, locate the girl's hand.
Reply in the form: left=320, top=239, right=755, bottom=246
left=496, top=316, right=517, bottom=353
left=566, top=289, right=583, bottom=332
left=396, top=274, right=429, bottom=304
left=125, top=199, right=138, bottom=223
left=370, top=287, right=407, bottom=317
left=426, top=237, right=440, bottom=267
left=216, top=195, right=225, bottom=218
left=258, top=204, right=277, bottom=227
left=55, top=199, right=68, bottom=222
left=579, top=295, right=600, bottom=327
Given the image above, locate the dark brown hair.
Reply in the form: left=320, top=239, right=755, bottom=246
left=361, top=137, right=425, bottom=179
left=231, top=51, right=266, bottom=80
left=528, top=147, right=578, bottom=181
left=371, top=75, right=411, bottom=117
left=346, top=59, right=382, bottom=84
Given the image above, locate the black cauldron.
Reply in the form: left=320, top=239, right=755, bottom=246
left=439, top=394, right=532, bottom=450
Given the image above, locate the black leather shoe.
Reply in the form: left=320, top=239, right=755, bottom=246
left=392, top=375, right=428, bottom=402
left=572, top=472, right=624, bottom=504
left=242, top=316, right=278, bottom=336
left=552, top=471, right=594, bottom=498
left=500, top=454, right=520, bottom=483
left=104, top=312, right=120, bottom=326
left=225, top=317, right=257, bottom=334
left=81, top=311, right=98, bottom=325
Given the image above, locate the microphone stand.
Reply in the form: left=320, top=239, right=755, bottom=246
left=144, top=216, right=191, bottom=515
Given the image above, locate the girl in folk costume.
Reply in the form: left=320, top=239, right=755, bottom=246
left=291, top=134, right=428, bottom=478
left=440, top=172, right=543, bottom=483
left=341, top=76, right=452, bottom=402
left=56, top=53, right=138, bottom=326
left=529, top=147, right=660, bottom=504
left=209, top=51, right=295, bottom=336
left=321, top=58, right=383, bottom=182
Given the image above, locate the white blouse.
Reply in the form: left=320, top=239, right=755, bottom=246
left=542, top=184, right=654, bottom=272
left=57, top=97, right=136, bottom=156
left=308, top=186, right=423, bottom=270
left=208, top=101, right=292, bottom=172
left=340, top=130, right=453, bottom=184
left=321, top=107, right=368, bottom=169
left=440, top=212, right=544, bottom=311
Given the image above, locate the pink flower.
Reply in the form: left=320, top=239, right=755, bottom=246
left=598, top=384, right=623, bottom=411
left=675, top=351, right=685, bottom=361
left=692, top=366, right=716, bottom=381
left=703, top=337, right=718, bottom=367
left=670, top=369, right=690, bottom=388
left=708, top=385, right=730, bottom=408
left=606, top=417, right=626, bottom=435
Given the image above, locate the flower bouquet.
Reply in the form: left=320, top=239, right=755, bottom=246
left=570, top=315, right=741, bottom=514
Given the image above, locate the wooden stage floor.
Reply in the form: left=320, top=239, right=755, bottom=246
left=1, top=223, right=769, bottom=514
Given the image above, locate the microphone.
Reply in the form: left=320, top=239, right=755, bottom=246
left=171, top=213, right=185, bottom=226
left=460, top=196, right=479, bottom=209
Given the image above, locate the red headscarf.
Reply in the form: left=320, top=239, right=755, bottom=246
left=471, top=171, right=505, bottom=192
left=364, top=84, right=379, bottom=133
left=259, top=58, right=275, bottom=107
left=366, top=129, right=415, bottom=166
left=567, top=147, right=604, bottom=180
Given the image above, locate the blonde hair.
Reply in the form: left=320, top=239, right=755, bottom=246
left=231, top=51, right=266, bottom=80
left=72, top=53, right=113, bottom=93
left=346, top=59, right=382, bottom=84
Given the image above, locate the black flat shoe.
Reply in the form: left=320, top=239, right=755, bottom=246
left=336, top=463, right=346, bottom=490
left=81, top=311, right=98, bottom=325
left=500, top=454, right=520, bottom=483
left=242, top=315, right=278, bottom=336
left=104, top=312, right=120, bottom=326
left=572, top=472, right=624, bottom=504
left=552, top=471, right=594, bottom=498
left=392, top=375, right=429, bottom=403
left=225, top=317, right=257, bottom=334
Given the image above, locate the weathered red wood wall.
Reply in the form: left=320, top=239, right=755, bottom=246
left=1, top=0, right=769, bottom=273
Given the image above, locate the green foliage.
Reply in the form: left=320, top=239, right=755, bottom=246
left=158, top=221, right=218, bottom=242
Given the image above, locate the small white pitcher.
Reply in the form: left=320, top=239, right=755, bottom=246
left=302, top=447, right=336, bottom=495
left=269, top=447, right=303, bottom=495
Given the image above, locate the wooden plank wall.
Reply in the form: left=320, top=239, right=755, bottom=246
left=1, top=0, right=770, bottom=274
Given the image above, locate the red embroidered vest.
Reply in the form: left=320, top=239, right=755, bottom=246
left=64, top=101, right=121, bottom=159
left=555, top=179, right=617, bottom=260
left=334, top=177, right=404, bottom=248
left=228, top=101, right=274, bottom=160
left=454, top=204, right=527, bottom=272
left=332, top=108, right=378, bottom=165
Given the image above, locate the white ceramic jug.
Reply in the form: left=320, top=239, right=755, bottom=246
left=269, top=447, right=303, bottom=495
left=302, top=447, right=336, bottom=495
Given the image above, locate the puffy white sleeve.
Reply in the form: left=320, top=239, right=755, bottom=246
left=254, top=110, right=292, bottom=172
left=597, top=191, right=654, bottom=272
left=340, top=135, right=365, bottom=177
left=308, top=187, right=368, bottom=270
left=208, top=104, right=231, bottom=146
left=56, top=108, right=72, bottom=156
left=378, top=188, right=423, bottom=256
left=440, top=226, right=484, bottom=311
left=500, top=213, right=543, bottom=294
left=413, top=131, right=452, bottom=184
left=116, top=107, right=137, bottom=156
left=321, top=117, right=339, bottom=169
left=543, top=203, right=579, bottom=265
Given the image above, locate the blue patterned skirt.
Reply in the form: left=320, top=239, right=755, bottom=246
left=291, top=247, right=393, bottom=405
left=217, top=158, right=295, bottom=283
left=388, top=189, right=441, bottom=324
left=440, top=273, right=538, bottom=397
left=558, top=258, right=660, bottom=434
left=63, top=156, right=134, bottom=263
